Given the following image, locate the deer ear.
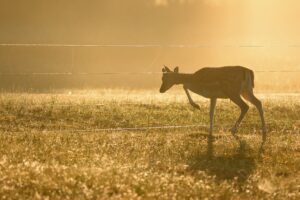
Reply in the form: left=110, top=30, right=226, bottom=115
left=164, top=65, right=172, bottom=72
left=162, top=68, right=166, bottom=73
left=174, top=66, right=179, bottom=73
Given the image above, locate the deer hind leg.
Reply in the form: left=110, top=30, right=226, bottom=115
left=209, top=98, right=217, bottom=134
left=241, top=91, right=266, bottom=136
left=229, top=95, right=249, bottom=135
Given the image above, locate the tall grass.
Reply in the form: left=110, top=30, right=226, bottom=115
left=0, top=90, right=299, bottom=199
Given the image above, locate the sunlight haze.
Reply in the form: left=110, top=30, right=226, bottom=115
left=0, top=0, right=300, bottom=90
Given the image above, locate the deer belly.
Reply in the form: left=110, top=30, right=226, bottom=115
left=189, top=87, right=227, bottom=98
left=200, top=89, right=227, bottom=98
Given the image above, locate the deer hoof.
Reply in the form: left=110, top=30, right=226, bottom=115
left=230, top=127, right=238, bottom=135
left=192, top=103, right=200, bottom=110
left=262, top=127, right=267, bottom=134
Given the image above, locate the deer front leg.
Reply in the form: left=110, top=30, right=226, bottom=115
left=183, top=86, right=200, bottom=109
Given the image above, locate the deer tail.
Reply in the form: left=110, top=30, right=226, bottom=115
left=244, top=69, right=255, bottom=89
left=250, top=69, right=254, bottom=88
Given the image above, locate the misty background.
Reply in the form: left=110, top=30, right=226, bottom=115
left=1, top=0, right=300, bottom=91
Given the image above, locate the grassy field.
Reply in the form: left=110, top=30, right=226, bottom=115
left=0, top=89, right=300, bottom=199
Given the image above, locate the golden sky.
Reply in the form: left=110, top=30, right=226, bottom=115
left=1, top=0, right=300, bottom=44
left=0, top=0, right=300, bottom=89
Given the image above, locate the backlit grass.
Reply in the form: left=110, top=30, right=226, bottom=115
left=0, top=90, right=299, bottom=199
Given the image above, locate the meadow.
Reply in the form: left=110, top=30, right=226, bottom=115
left=0, top=89, right=299, bottom=199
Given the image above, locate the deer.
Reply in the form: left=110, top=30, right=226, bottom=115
left=159, top=65, right=266, bottom=138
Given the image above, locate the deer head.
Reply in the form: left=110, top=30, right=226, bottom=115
left=159, top=65, right=179, bottom=93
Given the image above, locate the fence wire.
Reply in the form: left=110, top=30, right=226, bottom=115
left=0, top=70, right=299, bottom=76
left=4, top=121, right=298, bottom=134
left=1, top=43, right=300, bottom=75
left=1, top=43, right=300, bottom=48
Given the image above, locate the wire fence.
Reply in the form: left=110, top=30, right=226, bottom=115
left=1, top=43, right=300, bottom=75
left=0, top=70, right=300, bottom=76
left=0, top=124, right=207, bottom=133
left=4, top=120, right=298, bottom=134
left=0, top=43, right=299, bottom=133
left=2, top=43, right=300, bottom=48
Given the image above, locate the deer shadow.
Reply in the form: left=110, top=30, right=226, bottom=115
left=187, top=133, right=259, bottom=185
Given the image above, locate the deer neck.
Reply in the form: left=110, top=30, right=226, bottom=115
left=173, top=73, right=193, bottom=85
